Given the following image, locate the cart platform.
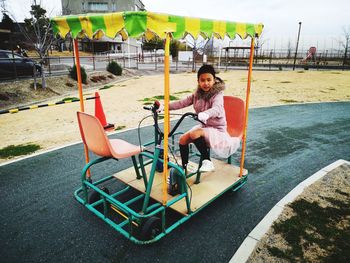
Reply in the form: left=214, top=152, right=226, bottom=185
left=113, top=158, right=248, bottom=215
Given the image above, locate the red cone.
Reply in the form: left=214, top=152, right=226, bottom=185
left=94, top=92, right=114, bottom=130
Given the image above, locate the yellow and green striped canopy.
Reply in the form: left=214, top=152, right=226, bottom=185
left=51, top=11, right=263, bottom=41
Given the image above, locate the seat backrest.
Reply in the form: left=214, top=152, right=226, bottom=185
left=77, top=111, right=112, bottom=157
left=224, top=96, right=245, bottom=139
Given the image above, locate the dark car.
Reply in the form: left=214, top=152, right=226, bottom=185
left=0, top=49, right=42, bottom=80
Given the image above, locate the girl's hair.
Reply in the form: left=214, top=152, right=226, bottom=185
left=197, top=64, right=216, bottom=79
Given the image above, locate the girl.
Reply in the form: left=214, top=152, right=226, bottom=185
left=169, top=64, right=240, bottom=173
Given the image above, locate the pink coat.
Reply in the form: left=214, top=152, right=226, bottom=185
left=169, top=80, right=240, bottom=158
left=169, top=90, right=227, bottom=132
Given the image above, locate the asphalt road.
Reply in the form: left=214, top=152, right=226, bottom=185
left=1, top=102, right=349, bottom=263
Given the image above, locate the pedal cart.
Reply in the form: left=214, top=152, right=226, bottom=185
left=51, top=11, right=263, bottom=244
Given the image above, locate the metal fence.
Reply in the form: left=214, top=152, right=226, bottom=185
left=1, top=48, right=349, bottom=82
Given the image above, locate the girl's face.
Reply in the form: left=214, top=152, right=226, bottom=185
left=198, top=73, right=215, bottom=92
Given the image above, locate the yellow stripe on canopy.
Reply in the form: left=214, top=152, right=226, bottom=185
left=78, top=16, right=93, bottom=38
left=213, top=21, right=227, bottom=39
left=254, top=23, right=264, bottom=37
left=104, top=12, right=124, bottom=39
left=147, top=13, right=176, bottom=39
left=53, top=17, right=71, bottom=38
left=236, top=23, right=247, bottom=38
left=185, top=17, right=200, bottom=39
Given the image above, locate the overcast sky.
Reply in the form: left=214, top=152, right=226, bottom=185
left=2, top=0, right=350, bottom=51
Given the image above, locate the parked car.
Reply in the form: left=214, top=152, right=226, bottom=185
left=0, top=49, right=42, bottom=79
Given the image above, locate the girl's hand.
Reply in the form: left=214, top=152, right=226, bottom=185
left=198, top=112, right=209, bottom=123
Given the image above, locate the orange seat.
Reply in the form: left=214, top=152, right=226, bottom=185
left=224, top=96, right=245, bottom=139
left=77, top=112, right=142, bottom=159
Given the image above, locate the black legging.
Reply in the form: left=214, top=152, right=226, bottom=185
left=179, top=136, right=210, bottom=169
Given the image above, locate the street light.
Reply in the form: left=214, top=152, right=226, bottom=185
left=293, top=22, right=302, bottom=71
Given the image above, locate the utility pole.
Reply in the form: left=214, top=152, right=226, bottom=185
left=293, top=22, right=302, bottom=71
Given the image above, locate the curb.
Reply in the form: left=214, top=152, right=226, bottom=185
left=229, top=159, right=350, bottom=263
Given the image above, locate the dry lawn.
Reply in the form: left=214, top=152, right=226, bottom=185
left=247, top=163, right=350, bottom=262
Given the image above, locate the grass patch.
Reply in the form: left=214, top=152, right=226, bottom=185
left=328, top=88, right=336, bottom=91
left=115, top=125, right=126, bottom=131
left=240, top=78, right=256, bottom=82
left=62, top=97, right=79, bottom=101
left=297, top=71, right=304, bottom=73
left=99, top=85, right=113, bottom=90
left=280, top=81, right=292, bottom=84
left=330, top=71, right=341, bottom=74
left=174, top=90, right=192, bottom=95
left=139, top=94, right=179, bottom=104
left=0, top=144, right=41, bottom=158
left=267, top=195, right=350, bottom=262
left=280, top=99, right=298, bottom=103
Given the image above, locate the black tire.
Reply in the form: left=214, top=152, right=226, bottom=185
left=88, top=187, right=110, bottom=213
left=140, top=216, right=162, bottom=241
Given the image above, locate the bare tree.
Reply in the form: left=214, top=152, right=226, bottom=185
left=340, top=26, right=350, bottom=68
left=16, top=3, right=54, bottom=88
left=185, top=36, right=210, bottom=71
left=287, top=39, right=292, bottom=60
left=254, top=31, right=268, bottom=63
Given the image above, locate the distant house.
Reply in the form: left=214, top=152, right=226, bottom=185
left=61, top=0, right=145, bottom=15
left=60, top=0, right=145, bottom=54
left=0, top=17, right=27, bottom=51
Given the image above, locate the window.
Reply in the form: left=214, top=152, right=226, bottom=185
left=88, top=2, right=108, bottom=12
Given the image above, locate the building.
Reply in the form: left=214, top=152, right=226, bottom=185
left=62, top=0, right=145, bottom=15
left=61, top=0, right=145, bottom=53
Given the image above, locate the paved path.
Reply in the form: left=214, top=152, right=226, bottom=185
left=1, top=102, right=349, bottom=263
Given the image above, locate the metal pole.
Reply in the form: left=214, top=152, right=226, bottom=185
left=239, top=37, right=255, bottom=177
left=163, top=33, right=171, bottom=205
left=293, top=22, right=302, bottom=71
left=92, top=40, right=95, bottom=70
left=73, top=39, right=91, bottom=178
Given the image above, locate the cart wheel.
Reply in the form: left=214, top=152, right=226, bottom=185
left=140, top=216, right=162, bottom=240
left=89, top=187, right=109, bottom=212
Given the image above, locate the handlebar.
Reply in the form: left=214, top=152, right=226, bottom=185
left=143, top=101, right=205, bottom=140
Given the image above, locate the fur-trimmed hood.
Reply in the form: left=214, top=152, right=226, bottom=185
left=195, top=77, right=225, bottom=101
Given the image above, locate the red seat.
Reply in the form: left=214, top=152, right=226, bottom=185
left=224, top=96, right=245, bottom=139
left=77, top=112, right=142, bottom=159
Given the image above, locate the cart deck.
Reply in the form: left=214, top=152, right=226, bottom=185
left=114, top=158, right=248, bottom=215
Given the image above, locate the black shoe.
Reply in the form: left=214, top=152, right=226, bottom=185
left=167, top=168, right=179, bottom=196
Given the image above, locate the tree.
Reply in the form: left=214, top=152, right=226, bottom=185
left=340, top=26, right=350, bottom=68
left=20, top=3, right=53, bottom=88
left=0, top=12, right=14, bottom=31
left=185, top=36, right=209, bottom=71
left=142, top=37, right=164, bottom=51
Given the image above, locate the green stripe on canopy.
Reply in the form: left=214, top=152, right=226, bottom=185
left=66, top=16, right=83, bottom=38
left=168, top=15, right=186, bottom=39
left=89, top=15, right=107, bottom=36
left=200, top=19, right=214, bottom=38
left=124, top=11, right=148, bottom=38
